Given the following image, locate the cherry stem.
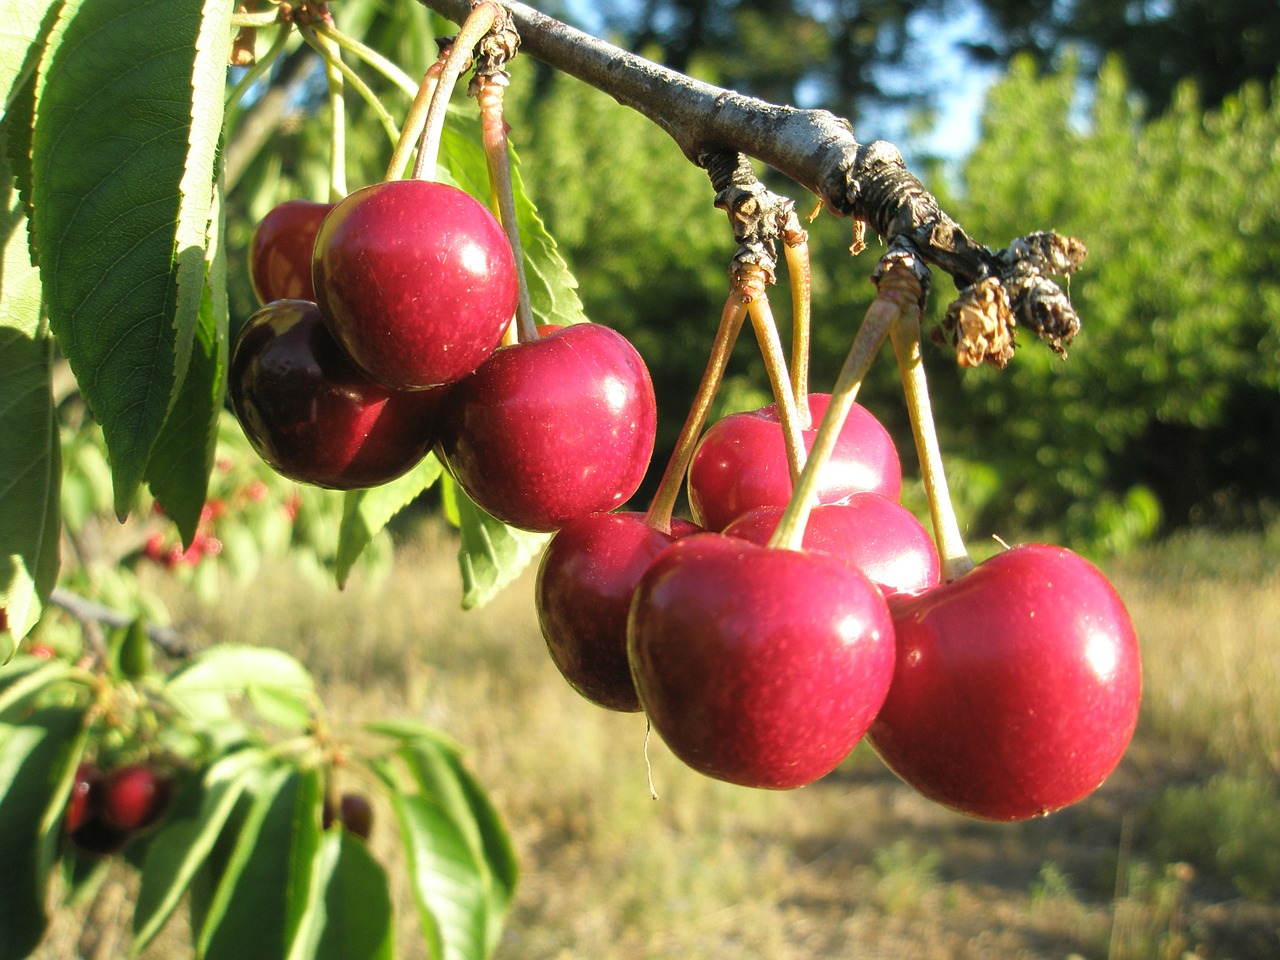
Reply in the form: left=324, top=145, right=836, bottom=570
left=747, top=292, right=806, bottom=486
left=302, top=25, right=347, bottom=200
left=316, top=22, right=418, bottom=97
left=477, top=74, right=537, bottom=343
left=301, top=25, right=400, bottom=151
left=644, top=292, right=750, bottom=533
left=782, top=233, right=812, bottom=429
left=411, top=2, right=500, bottom=181
left=385, top=49, right=448, bottom=181
left=766, top=285, right=904, bottom=552
left=890, top=308, right=975, bottom=579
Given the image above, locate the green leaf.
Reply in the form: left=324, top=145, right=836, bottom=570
left=31, top=0, right=230, bottom=516
left=441, top=117, right=587, bottom=330
left=132, top=748, right=265, bottom=953
left=198, top=763, right=301, bottom=960
left=364, top=717, right=462, bottom=755
left=0, top=0, right=62, bottom=118
left=147, top=189, right=229, bottom=545
left=0, top=704, right=87, bottom=960
left=398, top=739, right=516, bottom=953
left=0, top=656, right=71, bottom=718
left=335, top=452, right=444, bottom=589
left=166, top=645, right=317, bottom=726
left=290, top=831, right=395, bottom=960
left=0, top=117, right=59, bottom=652
left=439, top=473, right=549, bottom=611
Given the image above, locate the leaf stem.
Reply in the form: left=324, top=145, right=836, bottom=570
left=315, top=22, right=419, bottom=97
left=300, top=25, right=401, bottom=154
left=644, top=293, right=749, bottom=532
left=223, top=23, right=290, bottom=136
left=782, top=231, right=812, bottom=428
left=384, top=49, right=448, bottom=181
left=297, top=25, right=348, bottom=200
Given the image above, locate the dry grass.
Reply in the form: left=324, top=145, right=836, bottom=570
left=43, top=521, right=1280, bottom=959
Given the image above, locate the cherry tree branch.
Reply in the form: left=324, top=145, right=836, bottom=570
left=417, top=0, right=1086, bottom=361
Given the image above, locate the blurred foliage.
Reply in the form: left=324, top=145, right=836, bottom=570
left=945, top=56, right=1280, bottom=542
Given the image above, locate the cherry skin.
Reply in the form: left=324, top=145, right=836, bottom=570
left=66, top=764, right=131, bottom=855
left=627, top=533, right=895, bottom=789
left=229, top=300, right=446, bottom=489
left=868, top=543, right=1142, bottom=821
left=339, top=792, right=374, bottom=841
left=722, top=493, right=940, bottom=598
left=64, top=763, right=99, bottom=836
left=100, top=764, right=174, bottom=833
left=249, top=199, right=335, bottom=304
left=312, top=179, right=517, bottom=390
left=436, top=323, right=657, bottom=532
left=536, top=512, right=701, bottom=712
left=687, top=393, right=902, bottom=532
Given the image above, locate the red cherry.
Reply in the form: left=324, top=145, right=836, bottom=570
left=536, top=512, right=701, bottom=711
left=229, top=300, right=446, bottom=489
left=868, top=543, right=1142, bottom=821
left=312, top=180, right=517, bottom=390
left=143, top=532, right=166, bottom=562
left=627, top=534, right=895, bottom=789
left=722, top=493, right=940, bottom=598
left=436, top=324, right=657, bottom=532
left=688, top=393, right=902, bottom=532
left=249, top=199, right=336, bottom=304
left=64, top=763, right=99, bottom=835
left=100, top=764, right=174, bottom=833
left=339, top=793, right=374, bottom=840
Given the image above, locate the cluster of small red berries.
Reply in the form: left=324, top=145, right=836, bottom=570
left=64, top=762, right=174, bottom=855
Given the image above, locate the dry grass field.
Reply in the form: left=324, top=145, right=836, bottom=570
left=42, top=521, right=1280, bottom=959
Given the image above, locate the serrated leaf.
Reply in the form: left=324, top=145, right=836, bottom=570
left=439, top=473, right=549, bottom=611
left=288, top=831, right=395, bottom=960
left=0, top=704, right=87, bottom=960
left=335, top=452, right=444, bottom=588
left=0, top=1, right=61, bottom=118
left=441, top=117, right=587, bottom=330
left=398, top=740, right=517, bottom=953
left=147, top=187, right=229, bottom=545
left=131, top=748, right=265, bottom=953
left=31, top=0, right=229, bottom=516
left=198, top=763, right=296, bottom=960
left=388, top=791, right=491, bottom=960
left=0, top=119, right=58, bottom=652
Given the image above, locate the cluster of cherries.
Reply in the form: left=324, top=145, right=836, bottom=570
left=235, top=176, right=1141, bottom=823
left=64, top=762, right=175, bottom=855
left=233, top=180, right=655, bottom=532
left=141, top=500, right=226, bottom=569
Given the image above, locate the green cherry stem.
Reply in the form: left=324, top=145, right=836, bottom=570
left=782, top=231, right=813, bottom=429
left=384, top=48, right=448, bottom=181
left=644, top=292, right=750, bottom=533
left=297, top=25, right=348, bottom=200
left=747, top=291, right=806, bottom=485
left=411, top=1, right=501, bottom=180
left=301, top=25, right=400, bottom=151
left=766, top=281, right=906, bottom=551
left=890, top=307, right=975, bottom=579
left=477, top=73, right=537, bottom=343
left=315, top=22, right=419, bottom=97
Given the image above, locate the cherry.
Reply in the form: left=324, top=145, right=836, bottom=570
left=687, top=393, right=902, bottom=532
left=312, top=179, right=517, bottom=390
left=536, top=512, right=701, bottom=712
left=339, top=793, right=374, bottom=840
left=722, top=493, right=940, bottom=598
left=868, top=543, right=1142, bottom=821
left=100, top=764, right=174, bottom=833
left=627, top=533, right=895, bottom=789
left=436, top=323, right=657, bottom=532
left=249, top=199, right=336, bottom=304
left=66, top=764, right=131, bottom=855
left=229, top=300, right=446, bottom=489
